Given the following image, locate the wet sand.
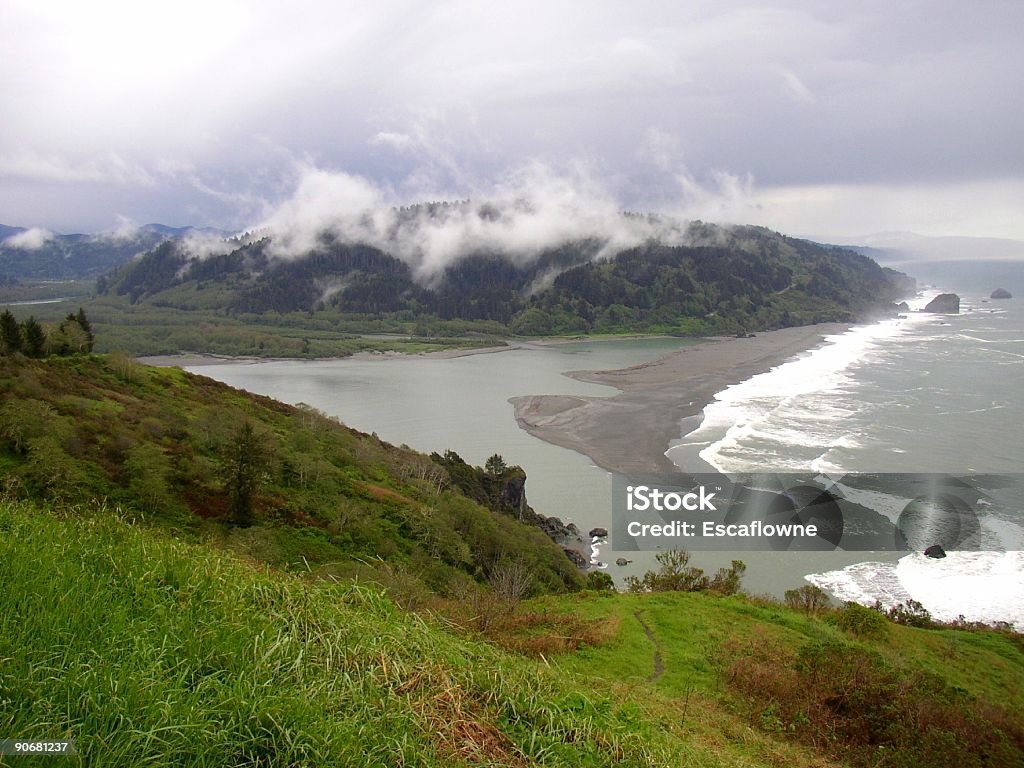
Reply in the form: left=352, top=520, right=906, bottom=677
left=511, top=324, right=850, bottom=477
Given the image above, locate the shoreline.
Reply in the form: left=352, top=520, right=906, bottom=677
left=136, top=343, right=517, bottom=368
left=510, top=323, right=851, bottom=477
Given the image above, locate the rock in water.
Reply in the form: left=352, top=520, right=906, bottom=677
left=589, top=527, right=608, bottom=538
left=923, top=293, right=960, bottom=313
left=924, top=544, right=947, bottom=559
left=615, top=557, right=632, bottom=566
left=991, top=288, right=1012, bottom=299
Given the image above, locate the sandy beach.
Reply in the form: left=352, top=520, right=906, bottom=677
left=511, top=323, right=850, bottom=477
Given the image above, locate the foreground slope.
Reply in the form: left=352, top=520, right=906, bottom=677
left=3, top=500, right=1021, bottom=767
left=0, top=498, right=830, bottom=767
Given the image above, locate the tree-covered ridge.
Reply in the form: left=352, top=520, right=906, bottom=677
left=0, top=354, right=582, bottom=596
left=98, top=218, right=912, bottom=336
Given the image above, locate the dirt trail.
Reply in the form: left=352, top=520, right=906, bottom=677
left=633, top=611, right=664, bottom=682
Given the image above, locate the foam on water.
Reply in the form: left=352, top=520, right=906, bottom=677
left=668, top=296, right=937, bottom=474
left=808, top=552, right=1024, bottom=627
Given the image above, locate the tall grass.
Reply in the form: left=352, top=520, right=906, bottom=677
left=0, top=499, right=692, bottom=766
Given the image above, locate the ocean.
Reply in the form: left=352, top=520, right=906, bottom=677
left=668, top=266, right=1024, bottom=626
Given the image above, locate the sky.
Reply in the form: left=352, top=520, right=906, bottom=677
left=2, top=0, right=1022, bottom=243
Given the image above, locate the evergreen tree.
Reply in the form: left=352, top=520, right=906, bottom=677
left=20, top=317, right=46, bottom=357
left=221, top=421, right=270, bottom=527
left=0, top=310, right=21, bottom=354
left=485, top=453, right=507, bottom=476
left=75, top=307, right=95, bottom=352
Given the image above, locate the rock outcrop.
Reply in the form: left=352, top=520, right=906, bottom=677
left=923, top=293, right=960, bottom=314
left=991, top=288, right=1012, bottom=299
left=562, top=548, right=588, bottom=568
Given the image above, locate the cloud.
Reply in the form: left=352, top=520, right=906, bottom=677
left=2, top=1, right=1022, bottom=239
left=254, top=160, right=753, bottom=281
left=0, top=151, right=156, bottom=186
left=370, top=132, right=416, bottom=152
left=2, top=227, right=54, bottom=250
left=776, top=67, right=815, bottom=104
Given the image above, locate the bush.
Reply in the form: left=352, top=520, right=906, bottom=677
left=784, top=584, right=831, bottom=614
left=883, top=598, right=934, bottom=628
left=584, top=571, right=615, bottom=591
left=624, top=550, right=745, bottom=594
left=837, top=601, right=888, bottom=637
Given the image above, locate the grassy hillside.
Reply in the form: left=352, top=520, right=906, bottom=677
left=530, top=591, right=1024, bottom=767
left=0, top=354, right=581, bottom=596
left=0, top=499, right=674, bottom=766
left=2, top=499, right=1020, bottom=766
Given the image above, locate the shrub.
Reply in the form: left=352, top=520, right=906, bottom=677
left=584, top=571, right=615, bottom=591
left=784, top=583, right=831, bottom=614
left=883, top=598, right=934, bottom=628
left=722, top=635, right=1024, bottom=767
left=625, top=550, right=744, bottom=594
left=837, top=601, right=888, bottom=637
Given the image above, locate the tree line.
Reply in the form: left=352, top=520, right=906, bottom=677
left=0, top=307, right=94, bottom=357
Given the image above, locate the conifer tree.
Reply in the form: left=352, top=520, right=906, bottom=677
left=75, top=307, right=94, bottom=351
left=0, top=310, right=21, bottom=354
left=20, top=316, right=46, bottom=357
left=222, top=421, right=270, bottom=527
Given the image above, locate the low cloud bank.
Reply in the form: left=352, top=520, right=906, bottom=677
left=3, top=227, right=54, bottom=250
left=252, top=162, right=743, bottom=282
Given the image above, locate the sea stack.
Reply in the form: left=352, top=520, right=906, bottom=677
left=991, top=288, right=1012, bottom=299
left=923, top=293, right=960, bottom=313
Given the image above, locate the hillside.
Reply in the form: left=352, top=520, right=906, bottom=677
left=2, top=498, right=1021, bottom=766
left=0, top=354, right=582, bottom=596
left=100, top=217, right=913, bottom=339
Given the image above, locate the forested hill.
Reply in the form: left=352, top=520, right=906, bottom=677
left=100, top=217, right=914, bottom=336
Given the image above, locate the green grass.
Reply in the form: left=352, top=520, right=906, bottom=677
left=0, top=498, right=789, bottom=767
left=4, top=498, right=1019, bottom=766
left=532, top=590, right=1024, bottom=767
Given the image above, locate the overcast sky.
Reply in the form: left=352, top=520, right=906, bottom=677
left=2, top=0, right=1022, bottom=241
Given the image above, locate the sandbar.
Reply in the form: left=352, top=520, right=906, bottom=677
left=511, top=324, right=850, bottom=477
